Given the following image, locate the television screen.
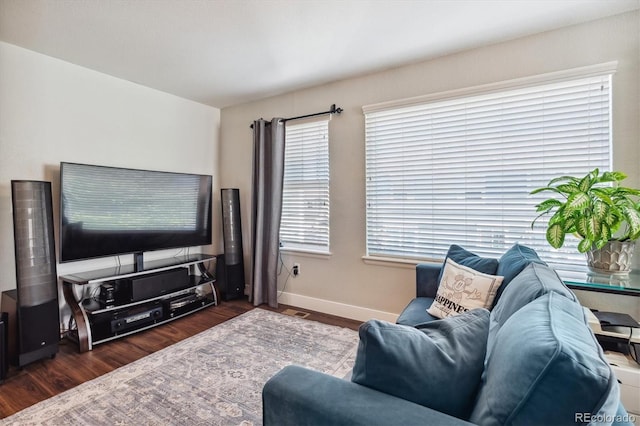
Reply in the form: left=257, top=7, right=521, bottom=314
left=59, top=162, right=212, bottom=262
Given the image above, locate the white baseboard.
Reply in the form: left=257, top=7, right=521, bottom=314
left=277, top=292, right=399, bottom=323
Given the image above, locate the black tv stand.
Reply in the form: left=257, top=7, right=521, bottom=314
left=134, top=251, right=144, bottom=272
left=61, top=254, right=218, bottom=352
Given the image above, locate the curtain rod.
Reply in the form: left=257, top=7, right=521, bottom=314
left=250, top=104, right=343, bottom=128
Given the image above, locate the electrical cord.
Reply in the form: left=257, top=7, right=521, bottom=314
left=628, top=328, right=639, bottom=365
left=66, top=285, right=101, bottom=338
left=66, top=285, right=99, bottom=337
left=67, top=313, right=75, bottom=334
left=197, top=260, right=214, bottom=281
left=277, top=250, right=293, bottom=299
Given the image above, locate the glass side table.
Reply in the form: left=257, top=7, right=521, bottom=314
left=556, top=269, right=640, bottom=297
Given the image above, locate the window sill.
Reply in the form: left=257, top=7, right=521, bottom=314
left=361, top=255, right=441, bottom=269
left=280, top=248, right=332, bottom=259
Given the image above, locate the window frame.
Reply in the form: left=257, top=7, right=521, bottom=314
left=363, top=62, right=617, bottom=270
left=279, top=116, right=331, bottom=255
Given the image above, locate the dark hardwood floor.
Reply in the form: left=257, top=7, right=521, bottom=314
left=0, top=298, right=362, bottom=418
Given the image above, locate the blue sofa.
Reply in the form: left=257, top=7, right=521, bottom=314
left=263, top=244, right=633, bottom=426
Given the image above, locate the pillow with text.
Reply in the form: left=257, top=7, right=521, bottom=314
left=427, top=258, right=504, bottom=319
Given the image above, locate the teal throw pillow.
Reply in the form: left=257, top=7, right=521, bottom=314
left=496, top=243, right=545, bottom=285
left=351, top=308, right=490, bottom=420
left=470, top=293, right=619, bottom=426
left=486, top=262, right=577, bottom=359
left=492, top=243, right=547, bottom=307
left=492, top=262, right=576, bottom=326
left=438, top=245, right=499, bottom=284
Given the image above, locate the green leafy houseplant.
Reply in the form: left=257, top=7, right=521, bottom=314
left=531, top=168, right=640, bottom=253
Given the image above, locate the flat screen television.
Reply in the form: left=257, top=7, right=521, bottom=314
left=59, top=162, right=213, bottom=263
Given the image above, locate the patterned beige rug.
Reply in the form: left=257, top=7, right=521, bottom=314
left=1, top=309, right=359, bottom=425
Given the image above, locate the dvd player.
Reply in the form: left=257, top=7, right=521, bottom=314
left=163, top=293, right=209, bottom=318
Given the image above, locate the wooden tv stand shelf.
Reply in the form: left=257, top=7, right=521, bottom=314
left=61, top=254, right=218, bottom=352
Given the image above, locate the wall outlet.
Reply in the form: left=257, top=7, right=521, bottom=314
left=292, top=263, right=300, bottom=276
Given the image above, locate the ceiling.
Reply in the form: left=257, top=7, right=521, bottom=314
left=1, top=0, right=638, bottom=108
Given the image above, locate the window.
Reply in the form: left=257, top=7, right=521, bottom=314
left=364, top=65, right=614, bottom=270
left=280, top=118, right=330, bottom=253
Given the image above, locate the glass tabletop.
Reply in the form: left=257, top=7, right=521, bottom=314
left=60, top=253, right=216, bottom=285
left=556, top=268, right=640, bottom=296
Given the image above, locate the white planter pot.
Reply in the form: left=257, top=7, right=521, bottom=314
left=586, top=240, right=636, bottom=275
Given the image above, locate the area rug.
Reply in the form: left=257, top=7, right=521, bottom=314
left=1, top=309, right=360, bottom=425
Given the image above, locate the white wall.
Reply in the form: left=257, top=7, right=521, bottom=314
left=0, top=42, right=221, bottom=321
left=220, top=11, right=640, bottom=321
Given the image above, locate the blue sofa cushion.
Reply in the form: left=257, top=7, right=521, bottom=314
left=470, top=292, right=620, bottom=426
left=416, top=263, right=442, bottom=298
left=264, top=365, right=477, bottom=426
left=437, top=244, right=499, bottom=284
left=494, top=243, right=546, bottom=305
left=487, top=262, right=577, bottom=357
left=396, top=297, right=439, bottom=326
left=352, top=309, right=490, bottom=420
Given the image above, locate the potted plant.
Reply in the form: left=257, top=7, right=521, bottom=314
left=531, top=168, right=640, bottom=274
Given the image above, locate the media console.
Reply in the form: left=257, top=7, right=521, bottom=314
left=61, top=254, right=218, bottom=352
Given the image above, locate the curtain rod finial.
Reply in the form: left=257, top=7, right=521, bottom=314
left=330, top=104, right=343, bottom=115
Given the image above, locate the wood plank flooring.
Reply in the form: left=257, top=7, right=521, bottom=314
left=0, top=298, right=362, bottom=419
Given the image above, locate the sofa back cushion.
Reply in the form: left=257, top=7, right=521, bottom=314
left=470, top=293, right=620, bottom=426
left=494, top=243, right=546, bottom=305
left=487, top=262, right=577, bottom=357
left=352, top=309, right=490, bottom=420
left=438, top=244, right=499, bottom=284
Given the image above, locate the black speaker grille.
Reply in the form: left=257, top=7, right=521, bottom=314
left=11, top=181, right=58, bottom=307
left=18, top=301, right=59, bottom=353
left=221, top=189, right=243, bottom=266
left=0, top=312, right=7, bottom=380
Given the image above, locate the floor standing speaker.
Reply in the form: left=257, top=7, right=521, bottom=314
left=0, top=312, right=7, bottom=381
left=219, top=188, right=245, bottom=300
left=8, top=180, right=59, bottom=367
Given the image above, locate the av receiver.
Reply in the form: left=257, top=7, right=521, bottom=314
left=110, top=303, right=163, bottom=334
left=90, top=301, right=163, bottom=340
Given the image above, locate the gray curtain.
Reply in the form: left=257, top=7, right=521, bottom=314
left=249, top=118, right=285, bottom=307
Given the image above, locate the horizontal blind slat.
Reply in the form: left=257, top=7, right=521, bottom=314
left=281, top=119, right=331, bottom=250
left=365, top=73, right=611, bottom=269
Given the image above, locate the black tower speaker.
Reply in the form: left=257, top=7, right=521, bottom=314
left=8, top=180, right=59, bottom=367
left=0, top=312, right=8, bottom=381
left=219, top=188, right=245, bottom=300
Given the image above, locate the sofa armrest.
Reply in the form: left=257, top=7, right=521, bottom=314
left=416, top=263, right=442, bottom=298
left=263, top=365, right=472, bottom=426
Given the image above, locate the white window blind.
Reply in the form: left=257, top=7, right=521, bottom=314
left=364, top=72, right=612, bottom=270
left=280, top=118, right=330, bottom=252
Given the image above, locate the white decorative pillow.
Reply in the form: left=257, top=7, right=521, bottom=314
left=427, top=258, right=504, bottom=319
